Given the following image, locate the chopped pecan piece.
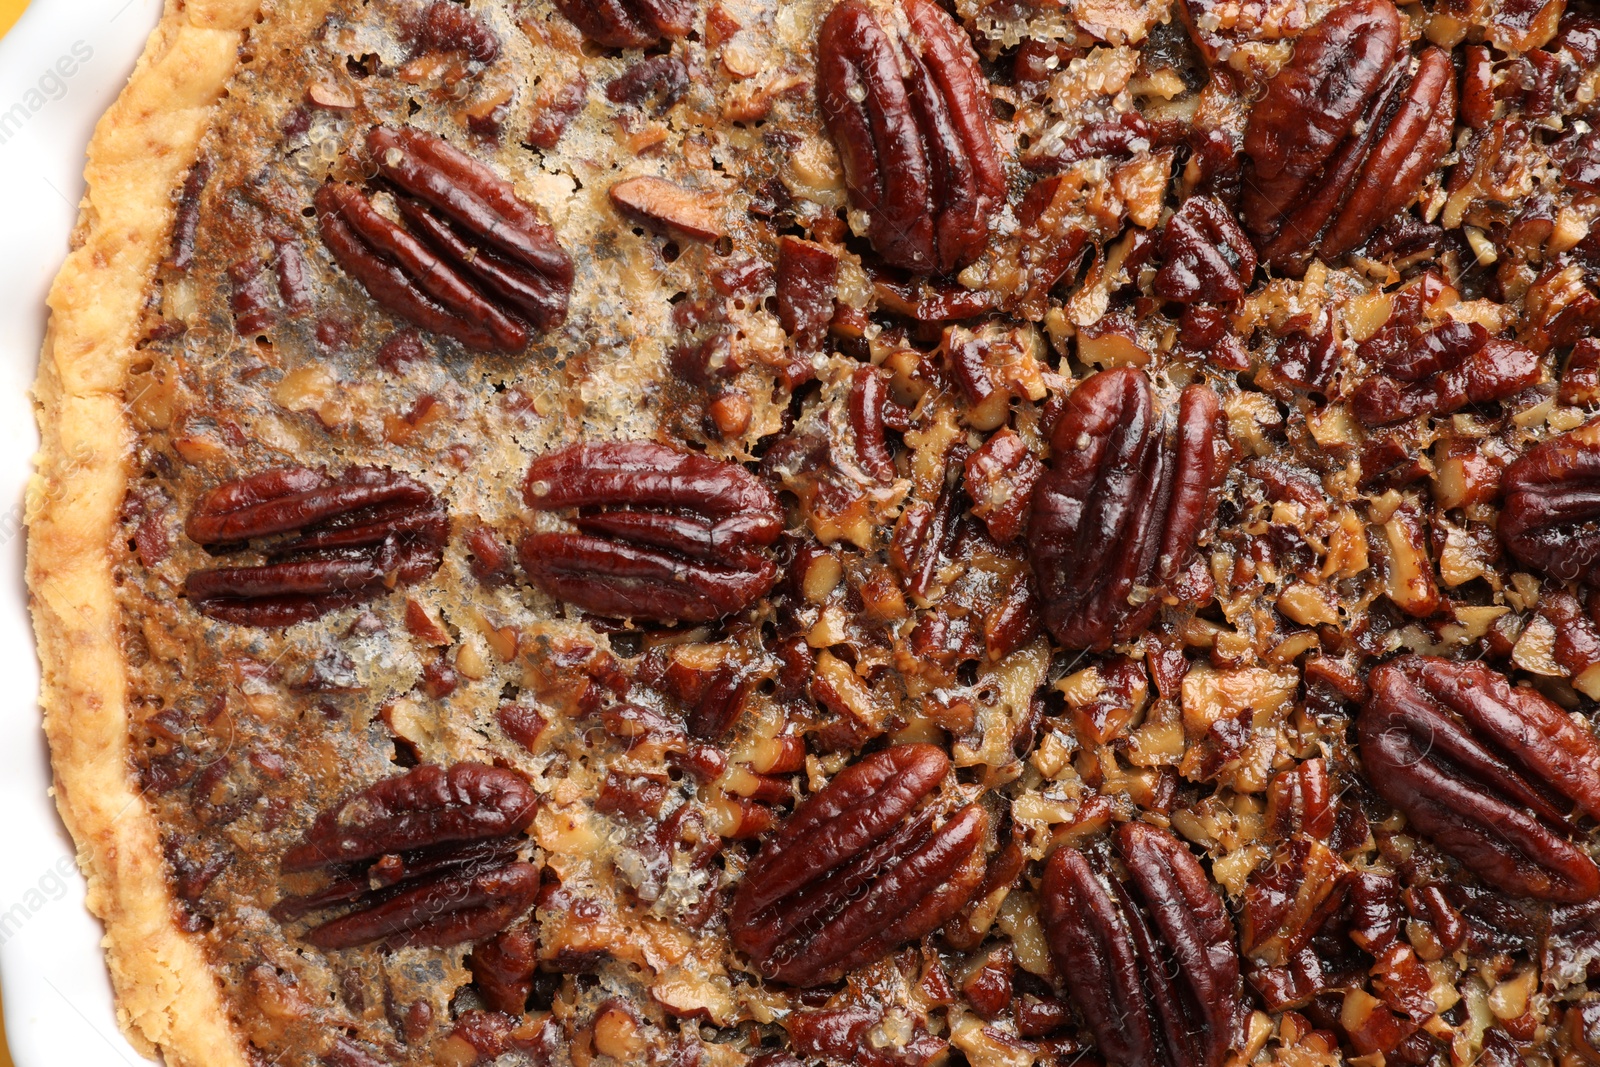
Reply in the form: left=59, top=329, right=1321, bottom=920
left=1351, top=320, right=1539, bottom=426
left=1153, top=196, right=1256, bottom=303
left=183, top=466, right=447, bottom=627
left=468, top=924, right=538, bottom=1014
left=1242, top=0, right=1455, bottom=271
left=816, top=0, right=1003, bottom=273
left=317, top=126, right=572, bottom=352
left=728, top=744, right=989, bottom=986
left=609, top=176, right=726, bottom=241
left=1359, top=656, right=1600, bottom=902
left=1041, top=821, right=1245, bottom=1067
left=552, top=0, right=693, bottom=47
left=406, top=1, right=500, bottom=62
left=787, top=1006, right=947, bottom=1067
left=1500, top=420, right=1600, bottom=585
left=276, top=763, right=539, bottom=949
left=775, top=236, right=838, bottom=351
left=521, top=441, right=782, bottom=622
left=1027, top=368, right=1224, bottom=650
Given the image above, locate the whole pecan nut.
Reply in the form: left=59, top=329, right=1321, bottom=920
left=183, top=466, right=447, bottom=627
left=1500, top=420, right=1600, bottom=584
left=275, top=763, right=540, bottom=949
left=1041, top=821, right=1245, bottom=1067
left=1358, top=656, right=1600, bottom=902
left=1242, top=0, right=1456, bottom=271
left=728, top=744, right=989, bottom=986
left=1027, top=368, right=1224, bottom=650
left=552, top=0, right=693, bottom=47
left=816, top=0, right=1004, bottom=274
left=520, top=441, right=783, bottom=622
left=318, top=126, right=572, bottom=353
left=1350, top=320, right=1540, bottom=426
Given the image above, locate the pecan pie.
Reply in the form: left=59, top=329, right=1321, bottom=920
left=29, top=0, right=1600, bottom=1064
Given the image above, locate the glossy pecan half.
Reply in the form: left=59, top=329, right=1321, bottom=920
left=552, top=0, right=692, bottom=47
left=282, top=762, right=537, bottom=870
left=1350, top=320, right=1540, bottom=426
left=728, top=744, right=989, bottom=986
left=275, top=763, right=539, bottom=949
left=318, top=126, right=572, bottom=352
left=1042, top=821, right=1244, bottom=1067
left=520, top=441, right=782, bottom=623
left=1242, top=0, right=1455, bottom=271
left=816, top=0, right=1004, bottom=274
left=1027, top=368, right=1224, bottom=650
left=1500, top=420, right=1600, bottom=585
left=305, top=861, right=540, bottom=950
left=1359, top=656, right=1600, bottom=902
left=183, top=466, right=447, bottom=626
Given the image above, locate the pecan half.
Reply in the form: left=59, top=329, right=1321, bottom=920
left=1041, top=822, right=1244, bottom=1067
left=1350, top=321, right=1540, bottom=426
left=728, top=744, right=989, bottom=986
left=816, top=0, right=1004, bottom=274
left=552, top=0, right=693, bottom=47
left=1500, top=421, right=1600, bottom=585
left=306, top=861, right=540, bottom=950
left=1027, top=368, right=1224, bottom=650
left=1359, top=656, right=1600, bottom=902
left=183, top=466, right=447, bottom=626
left=317, top=126, right=572, bottom=353
left=282, top=763, right=537, bottom=871
left=520, top=441, right=782, bottom=622
left=276, top=763, right=539, bottom=949
left=1242, top=0, right=1455, bottom=271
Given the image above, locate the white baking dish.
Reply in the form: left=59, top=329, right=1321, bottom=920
left=0, top=2, right=165, bottom=1063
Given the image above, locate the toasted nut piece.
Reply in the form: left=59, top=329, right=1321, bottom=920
left=609, top=176, right=726, bottom=241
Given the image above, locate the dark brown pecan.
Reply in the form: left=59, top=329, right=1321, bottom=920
left=1501, top=421, right=1600, bottom=585
left=964, top=427, right=1042, bottom=544
left=816, top=0, right=1004, bottom=274
left=1041, top=822, right=1244, bottom=1067
left=276, top=764, right=539, bottom=950
left=787, top=1006, right=947, bottom=1067
left=183, top=466, right=446, bottom=627
left=605, top=54, right=689, bottom=111
left=306, top=861, right=540, bottom=950
left=728, top=744, right=989, bottom=986
left=1359, top=656, right=1600, bottom=902
left=1350, top=321, right=1540, bottom=426
left=469, top=924, right=538, bottom=1014
left=282, top=763, right=537, bottom=871
left=850, top=366, right=897, bottom=484
left=317, top=126, right=571, bottom=353
left=551, top=0, right=693, bottom=47
left=776, top=236, right=838, bottom=352
left=406, top=1, right=500, bottom=62
left=1242, top=0, right=1455, bottom=271
left=1027, top=368, right=1224, bottom=651
left=1153, top=196, right=1256, bottom=303
left=520, top=441, right=782, bottom=622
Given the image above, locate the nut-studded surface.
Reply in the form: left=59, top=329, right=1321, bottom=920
left=37, top=0, right=1600, bottom=1064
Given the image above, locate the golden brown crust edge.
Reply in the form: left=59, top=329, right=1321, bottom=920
left=26, top=2, right=260, bottom=1063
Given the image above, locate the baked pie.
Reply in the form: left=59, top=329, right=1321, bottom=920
left=28, top=0, right=1600, bottom=1064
